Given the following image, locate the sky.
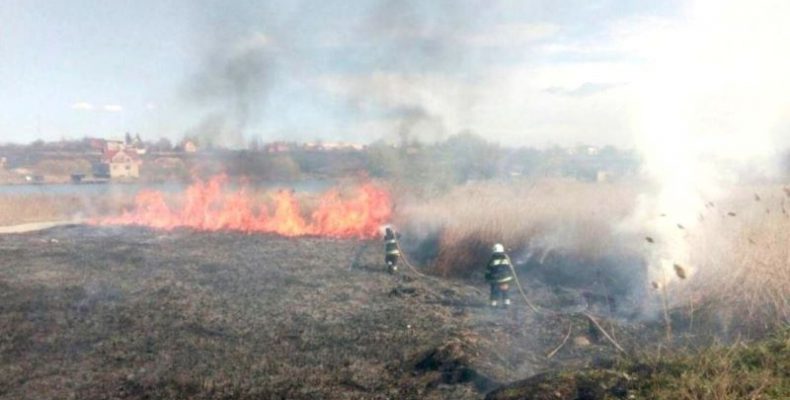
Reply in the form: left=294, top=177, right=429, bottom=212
left=0, top=0, right=787, bottom=149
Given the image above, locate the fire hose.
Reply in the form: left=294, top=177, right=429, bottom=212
left=504, top=254, right=540, bottom=313
left=395, top=243, right=427, bottom=278
left=391, top=237, right=625, bottom=353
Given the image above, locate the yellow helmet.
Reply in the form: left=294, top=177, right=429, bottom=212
left=492, top=243, right=504, bottom=253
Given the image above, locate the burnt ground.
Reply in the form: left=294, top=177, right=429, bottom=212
left=0, top=226, right=649, bottom=400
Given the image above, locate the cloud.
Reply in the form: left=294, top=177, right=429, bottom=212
left=102, top=104, right=123, bottom=112
left=462, top=22, right=560, bottom=47
left=544, top=82, right=625, bottom=97
left=71, top=102, right=94, bottom=111
left=233, top=32, right=271, bottom=53
left=71, top=102, right=125, bottom=113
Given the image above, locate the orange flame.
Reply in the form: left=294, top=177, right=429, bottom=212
left=99, top=175, right=392, bottom=238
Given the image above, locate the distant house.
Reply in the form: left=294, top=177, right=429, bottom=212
left=181, top=140, right=198, bottom=153
left=0, top=157, right=6, bottom=170
left=102, top=149, right=142, bottom=179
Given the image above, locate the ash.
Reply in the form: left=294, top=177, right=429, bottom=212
left=0, top=226, right=643, bottom=399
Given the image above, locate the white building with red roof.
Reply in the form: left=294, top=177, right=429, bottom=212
left=102, top=149, right=142, bottom=179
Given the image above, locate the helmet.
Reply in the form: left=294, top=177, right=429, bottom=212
left=492, top=243, right=504, bottom=254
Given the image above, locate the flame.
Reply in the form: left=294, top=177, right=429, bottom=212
left=99, top=175, right=392, bottom=238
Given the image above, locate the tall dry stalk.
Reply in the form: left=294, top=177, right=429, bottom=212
left=395, top=178, right=638, bottom=277
left=671, top=185, right=790, bottom=334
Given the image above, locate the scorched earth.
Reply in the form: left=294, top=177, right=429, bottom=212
left=0, top=226, right=632, bottom=399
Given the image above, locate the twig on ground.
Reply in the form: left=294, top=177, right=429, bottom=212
left=583, top=312, right=626, bottom=354
left=547, top=321, right=573, bottom=359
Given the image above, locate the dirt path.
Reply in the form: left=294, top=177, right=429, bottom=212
left=0, top=219, right=80, bottom=234
left=0, top=226, right=623, bottom=399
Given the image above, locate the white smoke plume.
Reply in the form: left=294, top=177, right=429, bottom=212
left=627, top=0, right=790, bottom=287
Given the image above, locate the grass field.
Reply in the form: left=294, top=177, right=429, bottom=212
left=0, top=226, right=549, bottom=399
left=488, top=327, right=789, bottom=399
left=1, top=179, right=787, bottom=399
left=396, top=180, right=789, bottom=334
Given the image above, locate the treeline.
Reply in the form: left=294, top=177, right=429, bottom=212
left=364, top=132, right=640, bottom=190
left=0, top=133, right=642, bottom=185
left=205, top=132, right=640, bottom=188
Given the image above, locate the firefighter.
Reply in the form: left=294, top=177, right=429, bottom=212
left=485, top=243, right=514, bottom=307
left=383, top=226, right=400, bottom=274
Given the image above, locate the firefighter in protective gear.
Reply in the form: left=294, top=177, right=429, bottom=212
left=384, top=226, right=400, bottom=274
left=485, top=243, right=514, bottom=307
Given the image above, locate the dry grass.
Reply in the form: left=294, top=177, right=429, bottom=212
left=489, top=328, right=790, bottom=400
left=396, top=179, right=789, bottom=335
left=675, top=185, right=790, bottom=334
left=1, top=191, right=148, bottom=226
left=631, top=328, right=790, bottom=400
left=3, top=178, right=787, bottom=335
left=0, top=184, right=360, bottom=228
left=394, top=178, right=640, bottom=277
left=0, top=195, right=118, bottom=226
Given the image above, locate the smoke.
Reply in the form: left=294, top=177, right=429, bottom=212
left=182, top=32, right=275, bottom=149
left=393, top=106, right=447, bottom=145
left=627, top=0, right=790, bottom=288
left=343, top=0, right=481, bottom=144
left=177, top=0, right=480, bottom=147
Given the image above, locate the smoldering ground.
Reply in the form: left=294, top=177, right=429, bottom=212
left=393, top=180, right=651, bottom=320
left=0, top=225, right=656, bottom=400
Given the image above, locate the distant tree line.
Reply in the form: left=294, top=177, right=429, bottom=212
left=0, top=133, right=643, bottom=185
left=364, top=132, right=641, bottom=192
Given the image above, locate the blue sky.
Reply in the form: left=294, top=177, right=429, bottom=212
left=8, top=0, right=785, bottom=149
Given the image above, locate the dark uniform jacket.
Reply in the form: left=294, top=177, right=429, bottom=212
left=485, top=253, right=514, bottom=284
left=384, top=232, right=400, bottom=256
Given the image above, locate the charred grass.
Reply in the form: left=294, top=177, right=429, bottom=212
left=0, top=225, right=595, bottom=399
